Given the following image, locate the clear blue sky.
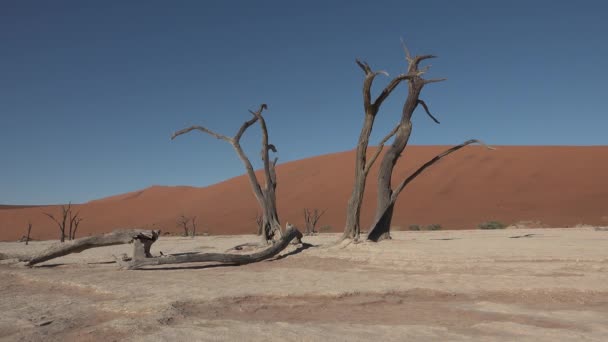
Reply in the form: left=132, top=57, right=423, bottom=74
left=1, top=0, right=607, bottom=205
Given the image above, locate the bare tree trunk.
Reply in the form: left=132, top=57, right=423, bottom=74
left=119, top=225, right=303, bottom=270
left=25, top=222, right=32, bottom=245
left=343, top=114, right=375, bottom=241
left=71, top=217, right=82, bottom=240
left=191, top=216, right=197, bottom=237
left=255, top=213, right=264, bottom=235
left=0, top=229, right=161, bottom=266
left=372, top=119, right=414, bottom=241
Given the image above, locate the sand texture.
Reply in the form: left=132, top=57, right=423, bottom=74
left=1, top=228, right=607, bottom=341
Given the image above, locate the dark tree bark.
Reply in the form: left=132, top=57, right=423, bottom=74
left=367, top=139, right=494, bottom=241
left=172, top=104, right=282, bottom=243
left=342, top=60, right=415, bottom=241
left=25, top=222, right=32, bottom=245
left=304, top=208, right=326, bottom=235
left=191, top=216, right=197, bottom=237
left=119, top=225, right=303, bottom=270
left=371, top=49, right=440, bottom=242
left=367, top=42, right=490, bottom=242
left=71, top=216, right=82, bottom=240
left=68, top=210, right=81, bottom=241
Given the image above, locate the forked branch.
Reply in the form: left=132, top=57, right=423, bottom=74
left=364, top=123, right=401, bottom=175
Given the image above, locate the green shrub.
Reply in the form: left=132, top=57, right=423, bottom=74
left=425, top=224, right=442, bottom=231
left=409, top=224, right=422, bottom=231
left=478, top=221, right=506, bottom=230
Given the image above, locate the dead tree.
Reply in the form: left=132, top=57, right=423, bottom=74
left=366, top=43, right=491, bottom=242
left=367, top=140, right=493, bottom=241
left=303, top=208, right=326, bottom=235
left=172, top=104, right=282, bottom=243
left=1, top=225, right=303, bottom=269
left=0, top=229, right=161, bottom=266
left=71, top=216, right=82, bottom=240
left=191, top=216, right=197, bottom=237
left=68, top=210, right=81, bottom=241
left=119, top=224, right=302, bottom=270
left=342, top=55, right=421, bottom=241
left=25, top=222, right=33, bottom=245
left=44, top=202, right=75, bottom=243
left=177, top=215, right=191, bottom=236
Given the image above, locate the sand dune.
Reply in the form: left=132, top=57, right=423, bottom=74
left=1, top=146, right=607, bottom=241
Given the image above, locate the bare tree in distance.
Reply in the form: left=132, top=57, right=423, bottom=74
left=68, top=210, right=81, bottom=241
left=177, top=215, right=192, bottom=237
left=191, top=216, right=197, bottom=238
left=24, top=222, right=33, bottom=245
left=365, top=41, right=493, bottom=242
left=172, top=104, right=282, bottom=244
left=303, top=208, right=326, bottom=235
left=71, top=216, right=83, bottom=240
left=44, top=202, right=75, bottom=243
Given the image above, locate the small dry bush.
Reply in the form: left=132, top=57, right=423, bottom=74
left=478, top=221, right=506, bottom=230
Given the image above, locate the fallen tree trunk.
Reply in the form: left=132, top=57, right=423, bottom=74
left=3, top=229, right=160, bottom=266
left=119, top=225, right=303, bottom=270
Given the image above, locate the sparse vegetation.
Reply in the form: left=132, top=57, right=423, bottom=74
left=176, top=215, right=197, bottom=237
left=425, top=224, right=442, bottom=231
left=478, top=221, right=506, bottom=230
left=408, top=224, right=441, bottom=231
left=319, top=225, right=333, bottom=233
left=303, top=208, right=326, bottom=235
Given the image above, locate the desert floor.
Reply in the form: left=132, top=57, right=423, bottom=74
left=1, top=228, right=607, bottom=341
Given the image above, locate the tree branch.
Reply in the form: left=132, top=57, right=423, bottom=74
left=390, top=139, right=495, bottom=202
left=417, top=100, right=441, bottom=124
left=364, top=122, right=400, bottom=175
left=355, top=59, right=372, bottom=74
left=410, top=54, right=437, bottom=71
left=400, top=37, right=412, bottom=63
left=373, top=73, right=414, bottom=110
left=423, top=78, right=447, bottom=85
left=171, top=126, right=232, bottom=142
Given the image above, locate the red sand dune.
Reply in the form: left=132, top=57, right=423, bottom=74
left=1, top=146, right=607, bottom=241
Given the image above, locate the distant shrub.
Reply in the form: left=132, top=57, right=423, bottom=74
left=425, top=224, right=442, bottom=231
left=478, top=221, right=506, bottom=230
left=319, top=225, right=333, bottom=233
left=409, top=224, right=422, bottom=231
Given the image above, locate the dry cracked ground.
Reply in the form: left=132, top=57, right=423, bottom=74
left=1, top=228, right=608, bottom=341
